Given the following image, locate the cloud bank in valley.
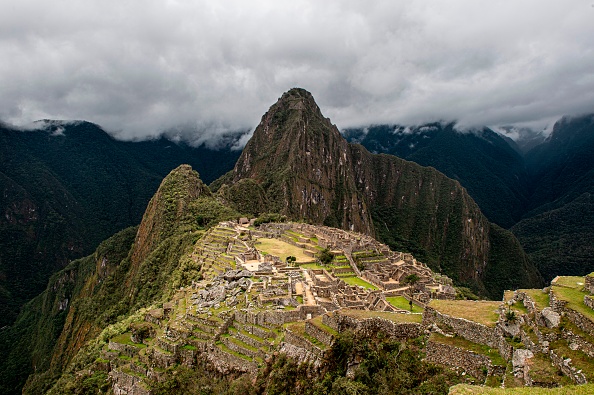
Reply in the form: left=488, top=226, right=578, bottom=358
left=1, top=0, right=593, bottom=143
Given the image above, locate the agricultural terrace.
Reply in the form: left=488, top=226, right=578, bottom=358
left=551, top=276, right=594, bottom=322
left=338, top=309, right=423, bottom=323
left=254, top=238, right=312, bottom=262
left=429, top=300, right=500, bottom=327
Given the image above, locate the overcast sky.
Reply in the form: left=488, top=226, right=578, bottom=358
left=1, top=1, right=593, bottom=143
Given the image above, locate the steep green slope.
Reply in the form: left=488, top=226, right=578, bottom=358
left=343, top=123, right=530, bottom=228
left=0, top=122, right=239, bottom=327
left=512, top=115, right=594, bottom=281
left=220, top=88, right=542, bottom=298
left=0, top=165, right=240, bottom=394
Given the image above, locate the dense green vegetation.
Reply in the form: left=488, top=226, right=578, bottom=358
left=0, top=122, right=239, bottom=327
left=343, top=123, right=530, bottom=228
left=49, top=330, right=462, bottom=395
left=344, top=114, right=594, bottom=283
left=0, top=166, right=242, bottom=395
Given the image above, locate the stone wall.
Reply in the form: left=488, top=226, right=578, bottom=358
left=203, top=343, right=258, bottom=375
left=425, top=340, right=492, bottom=382
left=109, top=341, right=141, bottom=359
left=110, top=368, right=152, bottom=395
left=234, top=305, right=325, bottom=327
left=584, top=295, right=594, bottom=311
left=423, top=307, right=498, bottom=348
left=549, top=349, right=587, bottom=384
left=561, top=328, right=594, bottom=359
left=323, top=312, right=423, bottom=340
left=550, top=291, right=594, bottom=337
left=305, top=321, right=334, bottom=346
left=585, top=275, right=594, bottom=294
left=283, top=328, right=325, bottom=359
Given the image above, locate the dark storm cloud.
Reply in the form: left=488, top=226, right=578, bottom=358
left=1, top=1, right=593, bottom=143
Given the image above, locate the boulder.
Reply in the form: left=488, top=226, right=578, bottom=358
left=541, top=307, right=561, bottom=328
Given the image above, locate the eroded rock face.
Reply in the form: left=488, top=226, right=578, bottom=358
left=542, top=307, right=561, bottom=328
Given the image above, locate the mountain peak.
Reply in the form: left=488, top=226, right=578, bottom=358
left=130, top=165, right=210, bottom=268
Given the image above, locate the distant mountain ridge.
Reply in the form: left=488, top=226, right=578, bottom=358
left=0, top=121, right=239, bottom=327
left=216, top=88, right=542, bottom=297
left=343, top=123, right=530, bottom=228
left=343, top=114, right=594, bottom=281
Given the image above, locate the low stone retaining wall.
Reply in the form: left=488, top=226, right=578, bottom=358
left=283, top=328, right=325, bottom=359
left=584, top=295, right=594, bottom=311
left=109, top=341, right=141, bottom=359
left=305, top=321, right=334, bottom=346
left=155, top=338, right=179, bottom=355
left=549, top=349, right=587, bottom=384
left=323, top=312, right=423, bottom=340
left=425, top=340, right=498, bottom=382
left=423, top=307, right=498, bottom=348
left=585, top=275, right=594, bottom=294
left=561, top=328, right=594, bottom=359
left=550, top=291, right=594, bottom=337
left=221, top=337, right=263, bottom=360
left=234, top=331, right=266, bottom=350
left=110, top=369, right=152, bottom=395
left=234, top=306, right=325, bottom=327
left=203, top=343, right=258, bottom=375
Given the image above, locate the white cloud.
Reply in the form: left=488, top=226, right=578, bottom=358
left=1, top=0, right=593, bottom=144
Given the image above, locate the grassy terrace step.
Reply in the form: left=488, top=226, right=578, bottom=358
left=111, top=332, right=148, bottom=349
left=287, top=322, right=328, bottom=350
left=340, top=276, right=378, bottom=290
left=216, top=342, right=253, bottom=362
left=309, top=315, right=338, bottom=337
left=518, top=289, right=551, bottom=311
left=228, top=327, right=269, bottom=349
left=527, top=352, right=573, bottom=388
left=430, top=333, right=506, bottom=366
left=550, top=340, right=594, bottom=381
left=221, top=335, right=263, bottom=359
left=428, top=300, right=501, bottom=327
left=338, top=309, right=423, bottom=323
left=450, top=383, right=594, bottom=394
left=551, top=277, right=594, bottom=323
left=386, top=296, right=424, bottom=313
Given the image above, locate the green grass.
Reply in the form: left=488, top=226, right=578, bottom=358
left=300, top=263, right=327, bottom=270
left=254, top=238, right=311, bottom=262
left=337, top=309, right=423, bottom=323
left=217, top=343, right=253, bottom=361
left=552, top=285, right=594, bottom=322
left=521, top=288, right=551, bottom=310
left=181, top=344, right=197, bottom=351
left=550, top=341, right=594, bottom=381
left=553, top=276, right=585, bottom=288
left=430, top=333, right=505, bottom=366
left=310, top=315, right=338, bottom=336
left=111, top=332, right=147, bottom=348
left=429, top=300, right=500, bottom=327
left=450, top=383, right=594, bottom=394
left=386, top=296, right=424, bottom=313
left=340, top=276, right=378, bottom=290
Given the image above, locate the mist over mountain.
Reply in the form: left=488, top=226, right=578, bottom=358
left=216, top=88, right=542, bottom=297
left=343, top=114, right=594, bottom=281
left=513, top=114, right=594, bottom=280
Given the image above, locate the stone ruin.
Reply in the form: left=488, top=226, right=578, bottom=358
left=105, top=222, right=594, bottom=393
